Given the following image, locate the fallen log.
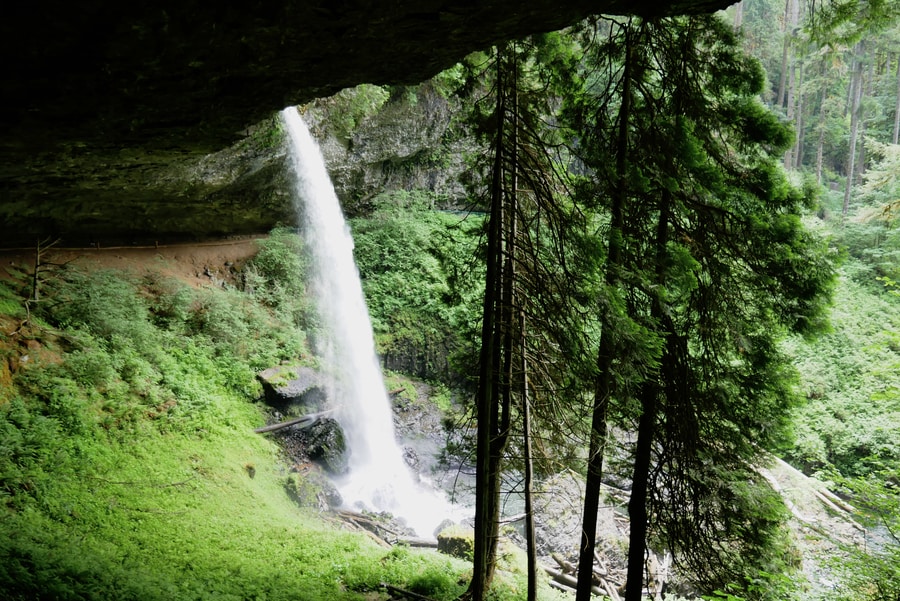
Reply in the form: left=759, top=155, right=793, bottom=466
left=813, top=490, right=866, bottom=532
left=816, top=486, right=857, bottom=514
left=757, top=466, right=813, bottom=524
left=333, top=512, right=393, bottom=548
left=336, top=509, right=399, bottom=534
left=552, top=553, right=576, bottom=574
left=394, top=537, right=438, bottom=548
left=358, top=526, right=392, bottom=548
left=253, top=408, right=335, bottom=433
left=593, top=549, right=610, bottom=576
left=500, top=512, right=526, bottom=524
left=543, top=565, right=605, bottom=597
left=603, top=579, right=622, bottom=601
left=766, top=455, right=858, bottom=514
left=549, top=553, right=611, bottom=588
left=549, top=580, right=573, bottom=594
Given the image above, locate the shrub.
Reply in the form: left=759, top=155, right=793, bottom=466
left=143, top=272, right=194, bottom=330
left=40, top=269, right=156, bottom=350
left=785, top=263, right=900, bottom=478
left=0, top=395, right=80, bottom=511
left=244, top=228, right=312, bottom=328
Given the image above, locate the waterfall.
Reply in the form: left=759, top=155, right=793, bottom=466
left=281, top=106, right=460, bottom=537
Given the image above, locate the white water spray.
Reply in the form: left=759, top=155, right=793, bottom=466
left=281, top=106, right=461, bottom=537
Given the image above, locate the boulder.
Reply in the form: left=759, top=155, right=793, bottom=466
left=257, top=365, right=327, bottom=414
left=436, top=524, right=475, bottom=561
left=285, top=467, right=343, bottom=511
left=297, top=418, right=348, bottom=475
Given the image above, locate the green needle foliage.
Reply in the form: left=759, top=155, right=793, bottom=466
left=564, top=14, right=835, bottom=599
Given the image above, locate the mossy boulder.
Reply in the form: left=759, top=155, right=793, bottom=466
left=436, top=524, right=474, bottom=561
left=285, top=468, right=343, bottom=511
left=258, top=365, right=327, bottom=414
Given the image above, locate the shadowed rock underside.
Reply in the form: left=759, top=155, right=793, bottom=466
left=1, top=0, right=731, bottom=245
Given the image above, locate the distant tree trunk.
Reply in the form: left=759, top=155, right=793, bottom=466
left=30, top=239, right=43, bottom=304
left=815, top=122, right=826, bottom=184
left=857, top=58, right=874, bottom=175
left=786, top=55, right=806, bottom=170
left=784, top=58, right=797, bottom=168
left=893, top=53, right=900, bottom=145
left=795, top=60, right=806, bottom=168
left=27, top=236, right=61, bottom=313
left=815, top=57, right=828, bottom=184
left=843, top=43, right=865, bottom=220
left=576, top=23, right=635, bottom=601
left=733, top=0, right=744, bottom=29
left=776, top=0, right=794, bottom=108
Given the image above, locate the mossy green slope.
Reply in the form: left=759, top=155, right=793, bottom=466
left=0, top=237, right=473, bottom=601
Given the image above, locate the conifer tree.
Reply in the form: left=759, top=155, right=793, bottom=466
left=566, top=13, right=834, bottom=599
left=463, top=37, right=593, bottom=600
left=633, top=16, right=832, bottom=595
left=567, top=18, right=663, bottom=601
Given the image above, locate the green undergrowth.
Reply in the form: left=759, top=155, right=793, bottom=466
left=784, top=260, right=900, bottom=479
left=0, top=400, right=472, bottom=600
left=351, top=190, right=484, bottom=384
left=383, top=371, right=457, bottom=414
left=0, top=232, right=564, bottom=601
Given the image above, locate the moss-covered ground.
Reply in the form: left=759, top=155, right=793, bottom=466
left=0, top=233, right=557, bottom=600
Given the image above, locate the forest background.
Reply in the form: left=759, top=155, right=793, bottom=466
left=0, top=0, right=899, bottom=600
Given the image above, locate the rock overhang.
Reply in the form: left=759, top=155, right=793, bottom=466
left=1, top=0, right=732, bottom=246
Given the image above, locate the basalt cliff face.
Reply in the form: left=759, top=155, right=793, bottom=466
left=1, top=0, right=730, bottom=246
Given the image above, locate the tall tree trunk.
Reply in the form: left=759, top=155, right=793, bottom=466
left=468, top=47, right=508, bottom=601
left=776, top=0, right=794, bottom=108
left=623, top=160, right=671, bottom=601
left=499, top=56, right=516, bottom=512
left=893, top=52, right=900, bottom=145
left=521, top=313, right=537, bottom=601
left=843, top=43, right=865, bottom=220
left=576, top=23, right=635, bottom=601
left=625, top=382, right=658, bottom=601
left=505, top=59, right=538, bottom=601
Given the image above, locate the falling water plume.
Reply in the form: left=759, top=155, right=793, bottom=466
left=281, top=106, right=462, bottom=537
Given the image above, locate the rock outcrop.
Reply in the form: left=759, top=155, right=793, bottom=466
left=304, top=82, right=473, bottom=211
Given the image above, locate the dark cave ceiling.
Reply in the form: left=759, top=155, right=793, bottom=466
left=0, top=0, right=732, bottom=245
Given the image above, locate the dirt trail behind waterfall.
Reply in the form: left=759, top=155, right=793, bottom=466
left=0, top=236, right=266, bottom=289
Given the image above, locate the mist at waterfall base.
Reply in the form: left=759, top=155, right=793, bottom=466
left=281, top=107, right=466, bottom=537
